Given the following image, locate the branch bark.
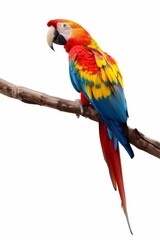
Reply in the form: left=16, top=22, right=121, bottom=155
left=0, top=78, right=160, bottom=159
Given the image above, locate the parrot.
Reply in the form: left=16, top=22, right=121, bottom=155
left=47, top=19, right=134, bottom=234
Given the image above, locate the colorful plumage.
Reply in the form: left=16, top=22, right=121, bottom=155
left=47, top=19, right=134, bottom=234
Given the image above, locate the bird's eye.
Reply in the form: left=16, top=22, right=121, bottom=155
left=63, top=23, right=67, bottom=28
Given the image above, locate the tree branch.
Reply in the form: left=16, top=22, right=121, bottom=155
left=0, top=78, right=160, bottom=159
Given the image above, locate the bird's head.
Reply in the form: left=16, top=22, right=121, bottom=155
left=47, top=19, right=92, bottom=52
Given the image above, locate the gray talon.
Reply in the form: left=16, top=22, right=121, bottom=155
left=75, top=99, right=84, bottom=116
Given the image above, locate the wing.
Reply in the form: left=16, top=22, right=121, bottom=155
left=69, top=45, right=133, bottom=157
left=69, top=45, right=127, bottom=121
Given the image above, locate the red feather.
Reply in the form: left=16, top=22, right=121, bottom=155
left=80, top=91, right=90, bottom=106
left=99, top=120, right=132, bottom=234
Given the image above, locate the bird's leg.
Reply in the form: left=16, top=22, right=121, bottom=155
left=75, top=91, right=90, bottom=117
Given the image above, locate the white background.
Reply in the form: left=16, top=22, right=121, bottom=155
left=0, top=0, right=160, bottom=239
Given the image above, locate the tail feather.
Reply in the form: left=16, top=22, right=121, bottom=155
left=99, top=120, right=133, bottom=234
left=106, top=118, right=134, bottom=159
left=99, top=119, right=117, bottom=190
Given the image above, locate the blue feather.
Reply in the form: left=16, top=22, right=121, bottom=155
left=69, top=60, right=81, bottom=92
left=90, top=97, right=134, bottom=158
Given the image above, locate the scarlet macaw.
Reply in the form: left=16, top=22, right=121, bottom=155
left=47, top=19, right=134, bottom=234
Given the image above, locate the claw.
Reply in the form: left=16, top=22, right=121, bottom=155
left=75, top=99, right=84, bottom=117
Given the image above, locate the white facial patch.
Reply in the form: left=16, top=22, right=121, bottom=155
left=57, top=22, right=72, bottom=41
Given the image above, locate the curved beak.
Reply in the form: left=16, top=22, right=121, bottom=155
left=47, top=26, right=67, bottom=51
left=47, top=26, right=56, bottom=50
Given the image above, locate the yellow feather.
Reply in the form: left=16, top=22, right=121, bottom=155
left=104, top=66, right=114, bottom=82
left=105, top=66, right=117, bottom=84
left=91, top=74, right=97, bottom=83
left=95, top=55, right=106, bottom=68
left=111, top=64, right=121, bottom=80
left=86, top=71, right=90, bottom=79
left=100, top=67, right=110, bottom=85
left=95, top=56, right=102, bottom=67
left=89, top=74, right=99, bottom=86
left=92, top=86, right=103, bottom=99
left=85, top=84, right=92, bottom=99
left=94, top=74, right=102, bottom=86
left=82, top=71, right=88, bottom=79
left=117, top=71, right=124, bottom=88
left=107, top=63, right=124, bottom=88
left=75, top=62, right=80, bottom=70
left=101, top=82, right=111, bottom=98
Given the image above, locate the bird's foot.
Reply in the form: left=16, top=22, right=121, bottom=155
left=75, top=99, right=84, bottom=118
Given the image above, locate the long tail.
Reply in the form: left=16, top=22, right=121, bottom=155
left=99, top=120, right=133, bottom=234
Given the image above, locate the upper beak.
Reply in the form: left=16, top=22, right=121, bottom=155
left=47, top=26, right=67, bottom=50
left=47, top=26, right=56, bottom=50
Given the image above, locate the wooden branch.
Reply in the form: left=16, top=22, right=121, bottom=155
left=0, top=77, right=160, bottom=159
